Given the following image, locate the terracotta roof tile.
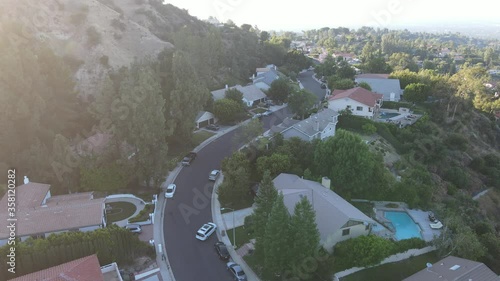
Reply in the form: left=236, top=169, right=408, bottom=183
left=329, top=87, right=383, bottom=107
left=8, top=254, right=104, bottom=281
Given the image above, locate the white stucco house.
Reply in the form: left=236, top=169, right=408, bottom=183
left=273, top=173, right=376, bottom=251
left=328, top=87, right=383, bottom=119
left=195, top=111, right=217, bottom=129
left=211, top=84, right=267, bottom=107
left=0, top=182, right=106, bottom=246
left=270, top=108, right=339, bottom=141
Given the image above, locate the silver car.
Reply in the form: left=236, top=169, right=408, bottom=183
left=227, top=262, right=247, bottom=281
left=125, top=224, right=142, bottom=234
left=209, top=170, right=220, bottom=181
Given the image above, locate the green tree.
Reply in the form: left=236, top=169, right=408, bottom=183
left=288, top=197, right=320, bottom=279
left=117, top=64, right=169, bottom=187
left=80, top=161, right=128, bottom=192
left=213, top=98, right=244, bottom=124
left=362, top=123, right=377, bottom=135
left=253, top=171, right=279, bottom=258
left=328, top=77, right=355, bottom=90
left=225, top=88, right=244, bottom=107
left=256, top=153, right=292, bottom=178
left=336, top=60, right=356, bottom=80
left=262, top=193, right=291, bottom=278
left=388, top=52, right=418, bottom=72
left=267, top=79, right=291, bottom=102
left=233, top=118, right=263, bottom=147
left=167, top=51, right=211, bottom=142
left=288, top=89, right=317, bottom=119
left=217, top=166, right=251, bottom=208
left=333, top=235, right=393, bottom=268
left=404, top=83, right=430, bottom=103
left=358, top=81, right=372, bottom=91
left=314, top=130, right=379, bottom=198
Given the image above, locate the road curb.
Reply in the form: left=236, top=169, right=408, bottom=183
left=156, top=120, right=250, bottom=281
left=212, top=174, right=261, bottom=281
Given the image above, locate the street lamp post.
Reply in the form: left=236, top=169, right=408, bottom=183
left=220, top=207, right=236, bottom=248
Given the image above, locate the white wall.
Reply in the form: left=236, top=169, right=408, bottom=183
left=322, top=223, right=371, bottom=252
left=329, top=98, right=375, bottom=119
left=320, top=122, right=337, bottom=140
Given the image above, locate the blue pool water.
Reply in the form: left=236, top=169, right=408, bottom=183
left=384, top=211, right=422, bottom=240
left=379, top=112, right=400, bottom=119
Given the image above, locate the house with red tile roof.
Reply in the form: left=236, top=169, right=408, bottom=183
left=8, top=254, right=124, bottom=281
left=328, top=87, right=383, bottom=119
left=0, top=182, right=106, bottom=246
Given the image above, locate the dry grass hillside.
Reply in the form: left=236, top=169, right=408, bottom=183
left=0, top=0, right=174, bottom=98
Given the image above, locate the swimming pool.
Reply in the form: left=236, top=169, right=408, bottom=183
left=384, top=211, right=422, bottom=240
left=379, top=112, right=400, bottom=119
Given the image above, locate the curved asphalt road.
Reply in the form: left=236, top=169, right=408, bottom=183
left=297, top=70, right=328, bottom=103
left=163, top=107, right=291, bottom=281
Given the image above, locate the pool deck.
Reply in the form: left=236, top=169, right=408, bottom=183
left=372, top=207, right=441, bottom=242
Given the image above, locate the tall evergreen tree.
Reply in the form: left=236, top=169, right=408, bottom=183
left=263, top=193, right=290, bottom=278
left=118, top=64, right=169, bottom=187
left=289, top=197, right=320, bottom=278
left=253, top=171, right=278, bottom=258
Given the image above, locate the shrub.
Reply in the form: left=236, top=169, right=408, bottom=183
left=362, top=123, right=377, bottom=135
left=444, top=133, right=468, bottom=151
left=391, top=238, right=426, bottom=254
left=443, top=166, right=469, bottom=189
left=382, top=101, right=411, bottom=110
left=87, top=27, right=102, bottom=46
left=333, top=235, right=393, bottom=270
left=128, top=204, right=154, bottom=223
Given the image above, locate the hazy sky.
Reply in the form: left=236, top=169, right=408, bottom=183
left=164, top=0, right=499, bottom=31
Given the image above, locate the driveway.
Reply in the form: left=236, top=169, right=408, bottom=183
left=297, top=69, right=328, bottom=103
left=162, top=107, right=290, bottom=281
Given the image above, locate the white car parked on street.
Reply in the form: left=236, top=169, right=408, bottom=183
left=195, top=222, right=217, bottom=241
left=165, top=184, right=176, bottom=198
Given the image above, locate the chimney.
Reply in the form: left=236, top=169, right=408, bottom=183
left=315, top=121, right=320, bottom=131
left=252, top=74, right=255, bottom=79
left=225, top=84, right=228, bottom=90
left=274, top=65, right=277, bottom=70
left=24, top=176, right=29, bottom=184
left=321, top=177, right=331, bottom=189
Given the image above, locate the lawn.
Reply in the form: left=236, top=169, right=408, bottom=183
left=350, top=201, right=374, bottom=217
left=252, top=107, right=267, bottom=114
left=225, top=225, right=253, bottom=249
left=193, top=130, right=216, bottom=146
left=106, top=202, right=137, bottom=223
left=340, top=251, right=440, bottom=281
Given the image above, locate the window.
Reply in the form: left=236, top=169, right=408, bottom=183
left=356, top=106, right=363, bottom=111
left=368, top=107, right=373, bottom=112
left=342, top=228, right=350, bottom=236
left=346, top=105, right=351, bottom=110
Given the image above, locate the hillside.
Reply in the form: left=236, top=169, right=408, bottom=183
left=0, top=0, right=174, bottom=98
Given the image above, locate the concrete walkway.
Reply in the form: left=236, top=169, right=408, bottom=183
left=212, top=174, right=261, bottom=281
left=105, top=195, right=147, bottom=227
left=221, top=207, right=253, bottom=230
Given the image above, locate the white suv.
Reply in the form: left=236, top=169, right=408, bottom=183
left=195, top=222, right=217, bottom=241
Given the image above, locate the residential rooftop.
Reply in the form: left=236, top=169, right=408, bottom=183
left=8, top=254, right=105, bottom=281
left=403, top=255, right=500, bottom=281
